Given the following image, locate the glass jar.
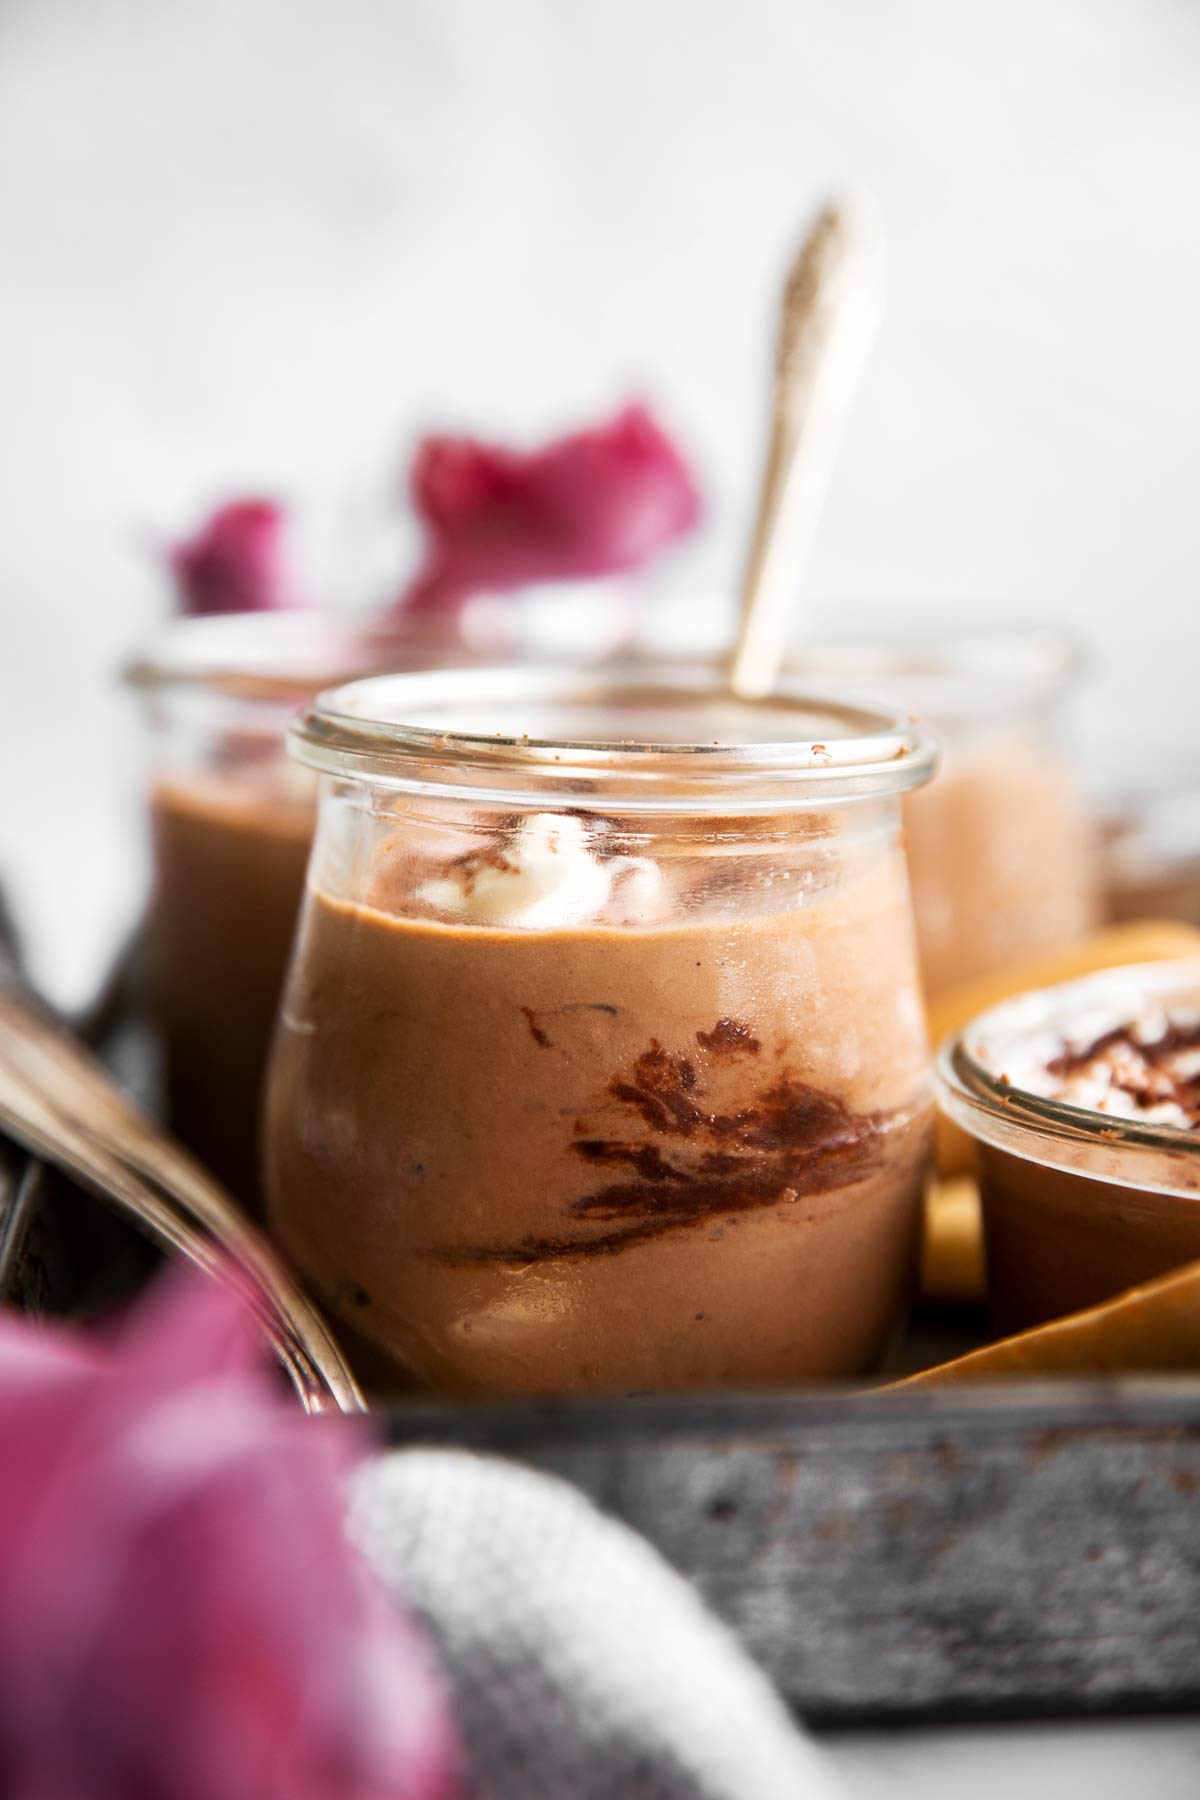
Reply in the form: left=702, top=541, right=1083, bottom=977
left=938, top=959, right=1200, bottom=1334
left=791, top=619, right=1099, bottom=1001
left=265, top=665, right=938, bottom=1396
left=126, top=590, right=633, bottom=1211
left=1097, top=766, right=1200, bottom=928
left=637, top=603, right=1100, bottom=1002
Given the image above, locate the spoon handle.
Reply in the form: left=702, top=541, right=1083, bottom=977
left=730, top=199, right=882, bottom=700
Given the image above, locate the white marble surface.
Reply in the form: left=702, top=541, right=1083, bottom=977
left=2, top=0, right=1199, bottom=1004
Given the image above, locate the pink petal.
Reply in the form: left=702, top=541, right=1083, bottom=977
left=0, top=1268, right=459, bottom=1800
left=394, top=402, right=702, bottom=614
left=169, top=498, right=302, bottom=615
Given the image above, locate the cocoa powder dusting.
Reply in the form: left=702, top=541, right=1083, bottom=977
left=1046, top=1019, right=1200, bottom=1126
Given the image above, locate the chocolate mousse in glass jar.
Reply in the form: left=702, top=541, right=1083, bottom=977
left=1098, top=767, right=1200, bottom=928
left=265, top=665, right=938, bottom=1396
left=939, top=959, right=1200, bottom=1333
left=640, top=604, right=1100, bottom=1003
left=126, top=591, right=632, bottom=1211
left=788, top=617, right=1099, bottom=1001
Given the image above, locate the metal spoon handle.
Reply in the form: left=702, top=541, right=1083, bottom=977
left=730, top=198, right=882, bottom=700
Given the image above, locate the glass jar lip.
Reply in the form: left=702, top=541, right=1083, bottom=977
left=638, top=597, right=1081, bottom=701
left=122, top=585, right=640, bottom=703
left=122, top=610, right=465, bottom=703
left=938, top=959, right=1200, bottom=1181
left=287, top=663, right=939, bottom=811
left=788, top=612, right=1079, bottom=692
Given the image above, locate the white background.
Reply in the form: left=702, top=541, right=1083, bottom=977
left=2, top=0, right=1198, bottom=1004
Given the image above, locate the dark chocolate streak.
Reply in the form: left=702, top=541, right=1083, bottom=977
left=435, top=1024, right=885, bottom=1265
left=520, top=1007, right=552, bottom=1049
left=696, top=1017, right=761, bottom=1056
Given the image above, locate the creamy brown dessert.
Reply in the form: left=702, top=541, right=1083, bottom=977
left=789, top=629, right=1099, bottom=1002
left=1101, top=780, right=1200, bottom=929
left=151, top=772, right=312, bottom=1206
left=134, top=609, right=631, bottom=1209
left=938, top=963, right=1200, bottom=1333
left=902, top=727, right=1097, bottom=1000
left=640, top=613, right=1099, bottom=1002
left=264, top=669, right=937, bottom=1395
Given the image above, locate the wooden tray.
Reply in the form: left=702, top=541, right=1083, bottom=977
left=387, top=1382, right=1200, bottom=1726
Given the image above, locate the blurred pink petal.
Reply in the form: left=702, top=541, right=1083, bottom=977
left=0, top=1269, right=458, bottom=1800
left=170, top=498, right=302, bottom=615
left=396, top=402, right=702, bottom=612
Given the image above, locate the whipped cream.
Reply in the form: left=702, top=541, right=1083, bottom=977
left=982, top=997, right=1200, bottom=1130
left=416, top=812, right=663, bottom=929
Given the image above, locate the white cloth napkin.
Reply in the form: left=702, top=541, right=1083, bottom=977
left=350, top=1447, right=840, bottom=1800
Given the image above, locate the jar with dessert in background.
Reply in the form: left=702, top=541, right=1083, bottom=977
left=792, top=617, right=1100, bottom=1001
left=939, top=959, right=1200, bottom=1334
left=637, top=603, right=1100, bottom=1005
left=264, top=665, right=939, bottom=1396
left=125, top=592, right=634, bottom=1212
left=1096, top=764, right=1200, bottom=928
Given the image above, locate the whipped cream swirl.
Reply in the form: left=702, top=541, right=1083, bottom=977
left=417, top=812, right=662, bottom=929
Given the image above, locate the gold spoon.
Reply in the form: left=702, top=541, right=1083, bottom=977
left=0, top=977, right=364, bottom=1416
left=729, top=196, right=883, bottom=700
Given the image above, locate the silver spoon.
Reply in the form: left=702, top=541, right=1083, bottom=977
left=729, top=196, right=883, bottom=700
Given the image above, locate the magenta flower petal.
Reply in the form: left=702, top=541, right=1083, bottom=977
left=396, top=402, right=702, bottom=612
left=0, top=1269, right=458, bottom=1800
left=169, top=498, right=302, bottom=615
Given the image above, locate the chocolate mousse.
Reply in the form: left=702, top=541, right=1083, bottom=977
left=938, top=966, right=1200, bottom=1333
left=902, top=726, right=1097, bottom=1000
left=133, top=612, right=640, bottom=1211
left=630, top=615, right=1100, bottom=1003
left=264, top=669, right=938, bottom=1397
left=151, top=771, right=312, bottom=1208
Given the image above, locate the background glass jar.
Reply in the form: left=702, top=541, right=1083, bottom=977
left=265, top=666, right=938, bottom=1396
left=636, top=603, right=1099, bottom=1002
left=1096, top=762, right=1200, bottom=928
left=938, top=959, right=1200, bottom=1333
left=126, top=590, right=634, bottom=1211
left=788, top=618, right=1098, bottom=1000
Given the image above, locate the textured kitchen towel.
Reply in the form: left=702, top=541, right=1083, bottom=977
left=350, top=1448, right=839, bottom=1800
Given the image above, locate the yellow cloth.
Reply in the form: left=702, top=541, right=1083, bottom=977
left=921, top=1175, right=985, bottom=1305
left=894, top=1255, right=1200, bottom=1386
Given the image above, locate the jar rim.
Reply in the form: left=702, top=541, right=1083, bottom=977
left=938, top=959, right=1200, bottom=1192
left=122, top=610, right=467, bottom=703
left=638, top=598, right=1081, bottom=706
left=287, top=663, right=938, bottom=811
left=788, top=613, right=1078, bottom=693
left=122, top=583, right=642, bottom=702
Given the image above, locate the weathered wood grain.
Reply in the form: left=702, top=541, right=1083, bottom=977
left=387, top=1384, right=1200, bottom=1724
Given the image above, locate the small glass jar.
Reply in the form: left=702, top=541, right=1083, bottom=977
left=787, top=618, right=1099, bottom=1001
left=938, top=959, right=1200, bottom=1334
left=126, top=591, right=633, bottom=1211
left=637, top=603, right=1100, bottom=1002
left=265, top=665, right=938, bottom=1396
left=1098, top=767, right=1200, bottom=928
